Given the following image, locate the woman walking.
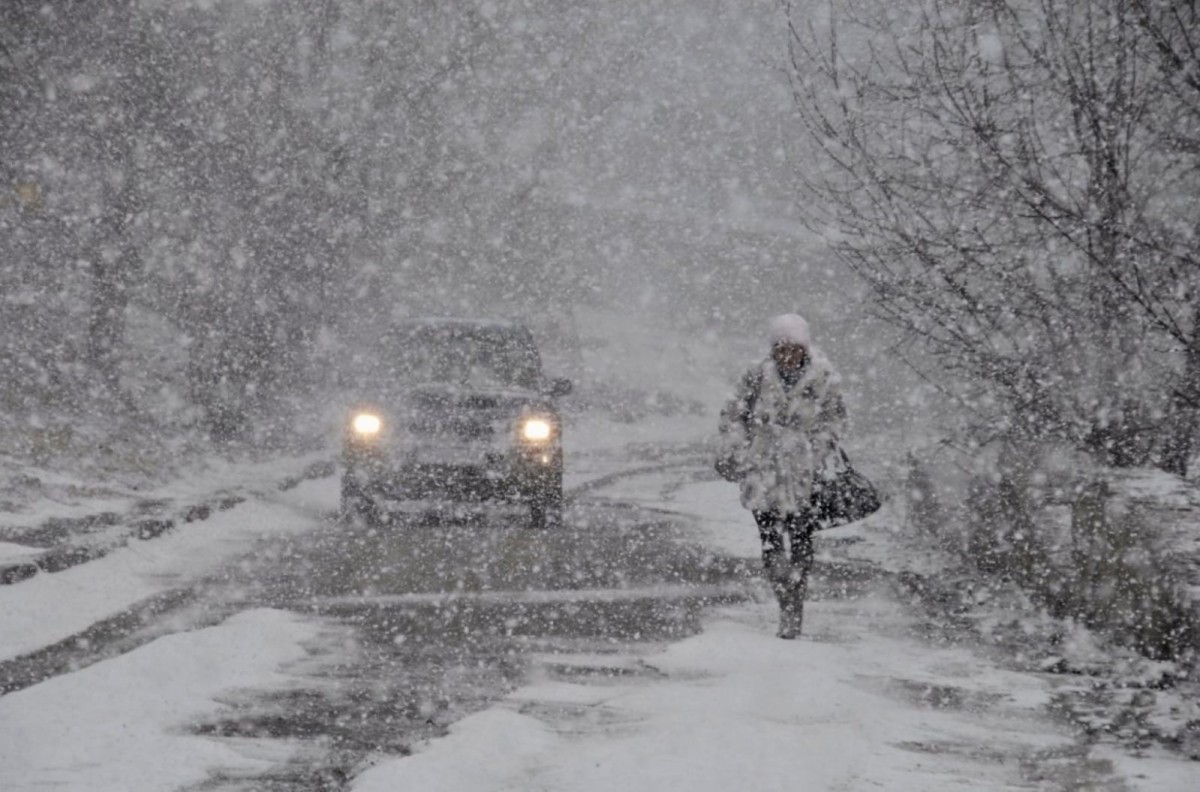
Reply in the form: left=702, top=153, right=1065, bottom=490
left=717, top=314, right=846, bottom=639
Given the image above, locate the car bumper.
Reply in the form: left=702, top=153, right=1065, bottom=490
left=343, top=445, right=561, bottom=502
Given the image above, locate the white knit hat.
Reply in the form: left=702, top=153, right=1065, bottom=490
left=768, top=314, right=812, bottom=349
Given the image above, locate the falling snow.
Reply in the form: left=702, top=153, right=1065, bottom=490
left=1, top=2, right=1198, bottom=791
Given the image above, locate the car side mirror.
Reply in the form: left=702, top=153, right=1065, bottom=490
left=547, top=377, right=573, bottom=398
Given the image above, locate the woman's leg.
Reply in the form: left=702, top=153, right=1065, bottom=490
left=753, top=510, right=784, bottom=570
left=778, top=511, right=817, bottom=638
left=755, top=510, right=799, bottom=638
left=788, top=510, right=816, bottom=583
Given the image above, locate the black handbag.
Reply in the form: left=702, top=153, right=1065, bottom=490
left=811, top=448, right=882, bottom=527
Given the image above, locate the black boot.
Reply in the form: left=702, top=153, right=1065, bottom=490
left=776, top=570, right=806, bottom=640
left=765, top=561, right=797, bottom=639
left=778, top=590, right=804, bottom=639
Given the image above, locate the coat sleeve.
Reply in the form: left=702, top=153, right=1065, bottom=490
left=716, top=367, right=759, bottom=468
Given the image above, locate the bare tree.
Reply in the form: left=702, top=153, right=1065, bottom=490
left=784, top=0, right=1200, bottom=470
left=1128, top=0, right=1200, bottom=473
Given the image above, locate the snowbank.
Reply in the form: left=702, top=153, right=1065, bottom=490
left=0, top=477, right=333, bottom=663
left=0, top=609, right=319, bottom=792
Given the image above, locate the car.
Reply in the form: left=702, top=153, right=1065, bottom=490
left=340, top=318, right=572, bottom=528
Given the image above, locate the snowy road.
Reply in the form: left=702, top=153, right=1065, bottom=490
left=0, top=443, right=755, bottom=791
left=0, top=435, right=1195, bottom=791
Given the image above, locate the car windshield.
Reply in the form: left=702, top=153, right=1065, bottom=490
left=379, top=324, right=543, bottom=390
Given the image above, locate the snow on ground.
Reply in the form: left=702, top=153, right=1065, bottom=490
left=0, top=450, right=329, bottom=531
left=609, top=473, right=758, bottom=557
left=0, top=476, right=335, bottom=662
left=1095, top=747, right=1199, bottom=792
left=0, top=540, right=42, bottom=561
left=354, top=447, right=1193, bottom=792
left=0, top=608, right=322, bottom=792
left=353, top=593, right=1086, bottom=792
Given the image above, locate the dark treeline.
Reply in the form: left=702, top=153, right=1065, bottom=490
left=0, top=0, right=594, bottom=448
left=1, top=1, right=826, bottom=454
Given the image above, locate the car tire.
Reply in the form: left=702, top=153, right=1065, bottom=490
left=340, top=475, right=381, bottom=526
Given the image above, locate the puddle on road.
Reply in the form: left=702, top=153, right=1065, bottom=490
left=894, top=738, right=1011, bottom=764
left=855, top=674, right=1006, bottom=713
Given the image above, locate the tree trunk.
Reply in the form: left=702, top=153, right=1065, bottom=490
left=87, top=259, right=125, bottom=390
left=1160, top=300, right=1200, bottom=476
left=87, top=176, right=138, bottom=395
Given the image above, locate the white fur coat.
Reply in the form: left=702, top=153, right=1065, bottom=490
left=717, top=352, right=846, bottom=513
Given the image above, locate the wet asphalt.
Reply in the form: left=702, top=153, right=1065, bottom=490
left=0, top=473, right=886, bottom=791
left=181, top=498, right=762, bottom=791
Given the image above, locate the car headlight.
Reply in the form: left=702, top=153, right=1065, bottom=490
left=521, top=418, right=552, bottom=442
left=352, top=412, right=382, bottom=437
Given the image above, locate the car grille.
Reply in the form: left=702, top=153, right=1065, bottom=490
left=410, top=418, right=496, bottom=439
